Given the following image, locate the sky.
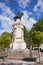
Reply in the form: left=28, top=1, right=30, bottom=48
left=0, top=0, right=43, bottom=35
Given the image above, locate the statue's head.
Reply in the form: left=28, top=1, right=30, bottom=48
left=14, top=12, right=24, bottom=21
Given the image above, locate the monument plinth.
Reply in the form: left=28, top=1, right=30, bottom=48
left=10, top=19, right=26, bottom=50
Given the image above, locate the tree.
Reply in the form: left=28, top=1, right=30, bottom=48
left=29, top=18, right=43, bottom=63
left=30, top=31, right=42, bottom=47
left=0, top=36, right=4, bottom=50
left=32, top=18, right=43, bottom=32
left=29, top=31, right=42, bottom=63
left=23, top=26, right=30, bottom=48
left=2, top=32, right=12, bottom=48
left=23, top=26, right=33, bottom=58
left=0, top=32, right=12, bottom=51
left=30, top=18, right=43, bottom=47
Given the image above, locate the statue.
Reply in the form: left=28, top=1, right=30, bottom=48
left=10, top=12, right=26, bottom=50
left=14, top=12, right=24, bottom=21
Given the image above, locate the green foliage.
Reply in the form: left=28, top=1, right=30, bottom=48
left=0, top=36, right=4, bottom=50
left=23, top=18, right=43, bottom=48
left=2, top=33, right=12, bottom=48
left=40, top=32, right=43, bottom=43
left=23, top=26, right=33, bottom=48
left=0, top=32, right=12, bottom=50
left=32, top=18, right=43, bottom=32
left=30, top=31, right=42, bottom=47
left=23, top=26, right=29, bottom=47
left=30, top=18, right=43, bottom=47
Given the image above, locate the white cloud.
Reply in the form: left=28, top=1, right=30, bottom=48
left=0, top=15, right=14, bottom=34
left=33, top=0, right=43, bottom=13
left=0, top=2, right=15, bottom=35
left=21, top=11, right=37, bottom=30
left=0, top=2, right=15, bottom=19
left=17, top=0, right=30, bottom=8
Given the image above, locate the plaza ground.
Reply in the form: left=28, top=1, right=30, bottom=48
left=0, top=50, right=43, bottom=65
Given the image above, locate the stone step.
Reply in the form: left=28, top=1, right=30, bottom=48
left=7, top=50, right=30, bottom=60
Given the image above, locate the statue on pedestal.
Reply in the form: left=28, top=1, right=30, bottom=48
left=10, top=12, right=26, bottom=51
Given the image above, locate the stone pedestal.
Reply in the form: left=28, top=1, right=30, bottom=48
left=10, top=19, right=26, bottom=50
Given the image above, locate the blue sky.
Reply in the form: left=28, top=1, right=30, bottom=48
left=0, top=0, right=43, bottom=35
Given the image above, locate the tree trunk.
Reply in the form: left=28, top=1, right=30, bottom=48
left=38, top=47, right=41, bottom=63
left=30, top=45, right=32, bottom=58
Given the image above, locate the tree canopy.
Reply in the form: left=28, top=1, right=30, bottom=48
left=0, top=32, right=12, bottom=50
left=32, top=18, right=43, bottom=32
left=23, top=18, right=43, bottom=48
left=29, top=18, right=43, bottom=47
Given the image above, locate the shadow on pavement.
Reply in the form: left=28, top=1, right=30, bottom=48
left=22, top=57, right=36, bottom=62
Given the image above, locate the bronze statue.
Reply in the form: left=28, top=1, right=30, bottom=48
left=14, top=12, right=24, bottom=21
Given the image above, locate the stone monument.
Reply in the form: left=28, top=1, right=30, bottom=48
left=10, top=13, right=26, bottom=50
left=8, top=13, right=30, bottom=60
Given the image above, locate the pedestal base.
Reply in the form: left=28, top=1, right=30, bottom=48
left=8, top=49, right=30, bottom=60
left=10, top=41, right=26, bottom=50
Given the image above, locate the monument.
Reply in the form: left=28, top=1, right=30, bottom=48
left=10, top=13, right=26, bottom=50
left=8, top=13, right=36, bottom=61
